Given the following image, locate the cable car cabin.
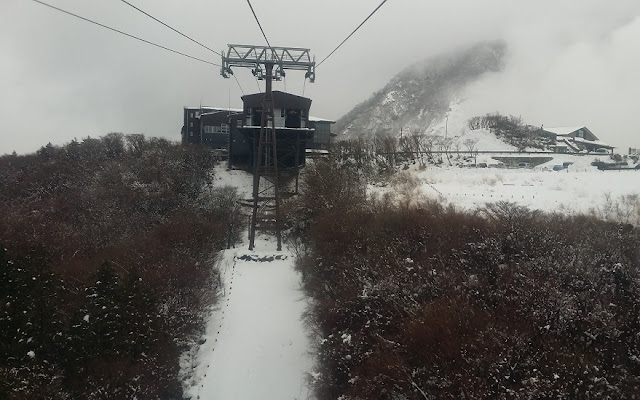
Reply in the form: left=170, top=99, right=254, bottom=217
left=234, top=91, right=314, bottom=173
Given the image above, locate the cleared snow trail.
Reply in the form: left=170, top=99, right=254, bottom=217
left=184, top=234, right=313, bottom=400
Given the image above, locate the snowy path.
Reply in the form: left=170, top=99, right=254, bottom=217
left=184, top=235, right=313, bottom=400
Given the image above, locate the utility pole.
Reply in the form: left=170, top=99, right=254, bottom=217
left=445, top=116, right=448, bottom=138
left=221, top=44, right=315, bottom=251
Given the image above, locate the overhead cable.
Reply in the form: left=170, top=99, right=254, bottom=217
left=119, top=0, right=222, bottom=56
left=31, top=0, right=220, bottom=67
left=254, top=76, right=262, bottom=92
left=233, top=74, right=245, bottom=95
left=118, top=1, right=248, bottom=95
left=245, top=0, right=279, bottom=61
left=317, top=0, right=389, bottom=67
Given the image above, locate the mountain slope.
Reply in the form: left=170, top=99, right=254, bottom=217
left=336, top=40, right=507, bottom=139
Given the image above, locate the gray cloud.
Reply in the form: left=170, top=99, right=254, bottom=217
left=463, top=6, right=640, bottom=150
left=2, top=0, right=640, bottom=154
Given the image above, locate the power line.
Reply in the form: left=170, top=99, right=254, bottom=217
left=317, top=0, right=389, bottom=67
left=233, top=74, right=245, bottom=95
left=118, top=1, right=249, bottom=96
left=245, top=0, right=274, bottom=52
left=119, top=0, right=222, bottom=56
left=254, top=75, right=262, bottom=92
left=31, top=0, right=221, bottom=67
left=243, top=1, right=278, bottom=93
left=245, top=0, right=281, bottom=64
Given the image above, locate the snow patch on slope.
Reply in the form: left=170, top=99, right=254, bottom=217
left=425, top=98, right=518, bottom=152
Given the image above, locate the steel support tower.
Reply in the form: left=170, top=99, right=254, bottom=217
left=221, top=44, right=315, bottom=251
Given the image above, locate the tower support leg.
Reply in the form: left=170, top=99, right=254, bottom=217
left=248, top=62, right=281, bottom=251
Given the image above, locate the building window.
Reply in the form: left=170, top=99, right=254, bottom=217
left=285, top=109, right=301, bottom=128
left=190, top=122, right=193, bottom=127
left=189, top=131, right=193, bottom=136
left=281, top=108, right=286, bottom=117
left=203, top=124, right=230, bottom=134
left=190, top=112, right=194, bottom=118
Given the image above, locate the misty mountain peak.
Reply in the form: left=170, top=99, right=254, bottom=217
left=336, top=40, right=507, bottom=139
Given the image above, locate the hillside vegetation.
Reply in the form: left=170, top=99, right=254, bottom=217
left=468, top=113, right=551, bottom=151
left=0, top=134, right=242, bottom=399
left=288, top=157, right=640, bottom=399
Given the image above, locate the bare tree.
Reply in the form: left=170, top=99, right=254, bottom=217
left=399, top=135, right=412, bottom=155
left=413, top=133, right=428, bottom=166
left=401, top=132, right=427, bottom=166
left=421, top=134, right=438, bottom=163
left=468, top=116, right=482, bottom=130
left=439, top=136, right=454, bottom=166
left=463, top=138, right=480, bottom=154
left=463, top=138, right=480, bottom=165
left=126, top=134, right=147, bottom=155
left=375, top=134, right=398, bottom=167
left=454, top=140, right=461, bottom=159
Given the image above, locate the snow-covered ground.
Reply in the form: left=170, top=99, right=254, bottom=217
left=182, top=166, right=313, bottom=400
left=211, top=164, right=255, bottom=200
left=404, top=155, right=640, bottom=214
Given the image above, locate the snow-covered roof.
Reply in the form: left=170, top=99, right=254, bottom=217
left=186, top=105, right=332, bottom=123
left=308, top=116, right=335, bottom=123
left=571, top=137, right=614, bottom=148
left=306, top=149, right=330, bottom=154
left=558, top=137, right=581, bottom=151
left=185, top=106, right=237, bottom=111
left=199, top=110, right=243, bottom=118
left=243, top=126, right=314, bottom=131
left=543, top=126, right=585, bottom=135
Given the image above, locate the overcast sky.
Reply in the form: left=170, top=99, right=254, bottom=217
left=2, top=0, right=640, bottom=154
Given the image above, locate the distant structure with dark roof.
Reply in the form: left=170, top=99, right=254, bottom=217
left=181, top=91, right=334, bottom=170
left=540, top=126, right=615, bottom=154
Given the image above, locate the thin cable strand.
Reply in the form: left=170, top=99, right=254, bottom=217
left=245, top=0, right=273, bottom=50
left=31, top=0, right=220, bottom=67
left=120, top=0, right=222, bottom=56
left=255, top=76, right=262, bottom=92
left=234, top=74, right=245, bottom=96
left=245, top=0, right=280, bottom=63
left=317, top=0, right=389, bottom=67
left=118, top=1, right=248, bottom=94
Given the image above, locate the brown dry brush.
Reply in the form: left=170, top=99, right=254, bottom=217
left=290, top=159, right=640, bottom=399
left=0, top=134, right=241, bottom=399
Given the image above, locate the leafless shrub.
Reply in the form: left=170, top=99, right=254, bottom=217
left=591, top=193, right=640, bottom=225
left=0, top=135, right=232, bottom=398
left=294, top=184, right=640, bottom=399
